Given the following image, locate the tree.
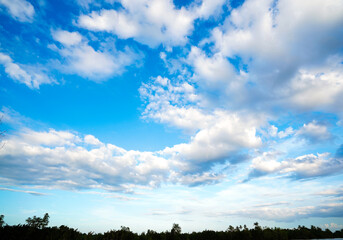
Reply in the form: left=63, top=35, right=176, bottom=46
left=171, top=223, right=181, bottom=234
left=227, top=225, right=235, bottom=232
left=121, top=226, right=131, bottom=232
left=0, top=214, right=5, bottom=227
left=26, top=213, right=49, bottom=229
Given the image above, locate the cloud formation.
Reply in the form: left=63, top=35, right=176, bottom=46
left=51, top=30, right=140, bottom=80
left=78, top=0, right=225, bottom=47
left=140, top=76, right=264, bottom=174
left=0, top=0, right=34, bottom=22
left=0, top=52, right=55, bottom=89
left=215, top=203, right=343, bottom=222
left=199, top=0, right=343, bottom=111
left=246, top=151, right=343, bottom=181
left=0, top=128, right=170, bottom=192
left=296, top=121, right=333, bottom=143
left=0, top=107, right=262, bottom=191
left=0, top=0, right=343, bottom=230
left=0, top=187, right=47, bottom=196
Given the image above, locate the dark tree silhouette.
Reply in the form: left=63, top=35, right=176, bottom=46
left=1, top=214, right=343, bottom=240
left=26, top=213, right=49, bottom=229
left=171, top=223, right=181, bottom=234
left=0, top=214, right=5, bottom=227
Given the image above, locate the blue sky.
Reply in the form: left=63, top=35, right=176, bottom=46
left=0, top=0, right=343, bottom=233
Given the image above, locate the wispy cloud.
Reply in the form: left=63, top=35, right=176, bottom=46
left=0, top=52, right=56, bottom=89
left=0, top=187, right=48, bottom=196
left=208, top=203, right=343, bottom=222
left=0, top=0, right=35, bottom=22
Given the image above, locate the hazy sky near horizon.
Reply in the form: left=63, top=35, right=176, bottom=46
left=0, top=0, right=343, bottom=233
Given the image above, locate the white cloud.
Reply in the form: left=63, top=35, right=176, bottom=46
left=84, top=135, right=102, bottom=146
left=0, top=96, right=264, bottom=190
left=78, top=0, right=225, bottom=48
left=0, top=127, right=171, bottom=192
left=78, top=1, right=193, bottom=48
left=52, top=30, right=140, bottom=80
left=169, top=171, right=224, bottom=186
left=163, top=111, right=262, bottom=166
left=268, top=125, right=278, bottom=137
left=247, top=151, right=343, bottom=181
left=0, top=187, right=47, bottom=196
left=285, top=56, right=343, bottom=111
left=140, top=76, right=204, bottom=132
left=214, top=0, right=343, bottom=65
left=78, top=9, right=140, bottom=39
left=0, top=0, right=34, bottom=22
left=0, top=52, right=56, bottom=89
left=20, top=128, right=81, bottom=146
left=296, top=121, right=332, bottom=143
left=208, top=0, right=343, bottom=111
left=216, top=203, right=343, bottom=222
left=316, top=186, right=343, bottom=197
left=143, top=180, right=343, bottom=225
left=193, top=0, right=225, bottom=19
left=248, top=151, right=282, bottom=174
left=140, top=76, right=264, bottom=172
left=187, top=46, right=242, bottom=91
left=278, top=127, right=294, bottom=139
left=2, top=110, right=248, bottom=190
left=52, top=30, right=83, bottom=46
left=323, top=223, right=343, bottom=230
left=60, top=45, right=121, bottom=78
left=76, top=0, right=94, bottom=9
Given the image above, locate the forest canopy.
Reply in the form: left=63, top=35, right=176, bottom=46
left=0, top=214, right=343, bottom=240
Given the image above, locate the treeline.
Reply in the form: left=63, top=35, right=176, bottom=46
left=1, top=214, right=343, bottom=240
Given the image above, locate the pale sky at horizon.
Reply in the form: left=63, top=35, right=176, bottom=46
left=0, top=0, right=343, bottom=233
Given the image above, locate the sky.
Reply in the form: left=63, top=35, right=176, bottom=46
left=0, top=0, right=343, bottom=234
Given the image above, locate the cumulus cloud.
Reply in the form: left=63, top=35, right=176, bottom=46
left=296, top=121, right=332, bottom=143
left=266, top=125, right=294, bottom=139
left=193, top=0, right=225, bottom=19
left=0, top=0, right=35, bottom=22
left=0, top=125, right=240, bottom=190
left=213, top=0, right=343, bottom=73
left=0, top=52, right=56, bottom=89
left=0, top=128, right=171, bottom=192
left=52, top=30, right=82, bottom=46
left=187, top=46, right=246, bottom=99
left=273, top=55, right=343, bottom=112
left=1, top=105, right=254, bottom=190
left=0, top=90, right=265, bottom=191
left=51, top=30, right=140, bottom=80
left=78, top=0, right=225, bottom=47
left=207, top=0, right=343, bottom=111
left=246, top=151, right=343, bottom=181
left=140, top=76, right=264, bottom=173
left=19, top=128, right=82, bottom=146
left=84, top=135, right=102, bottom=146
left=162, top=111, right=262, bottom=168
